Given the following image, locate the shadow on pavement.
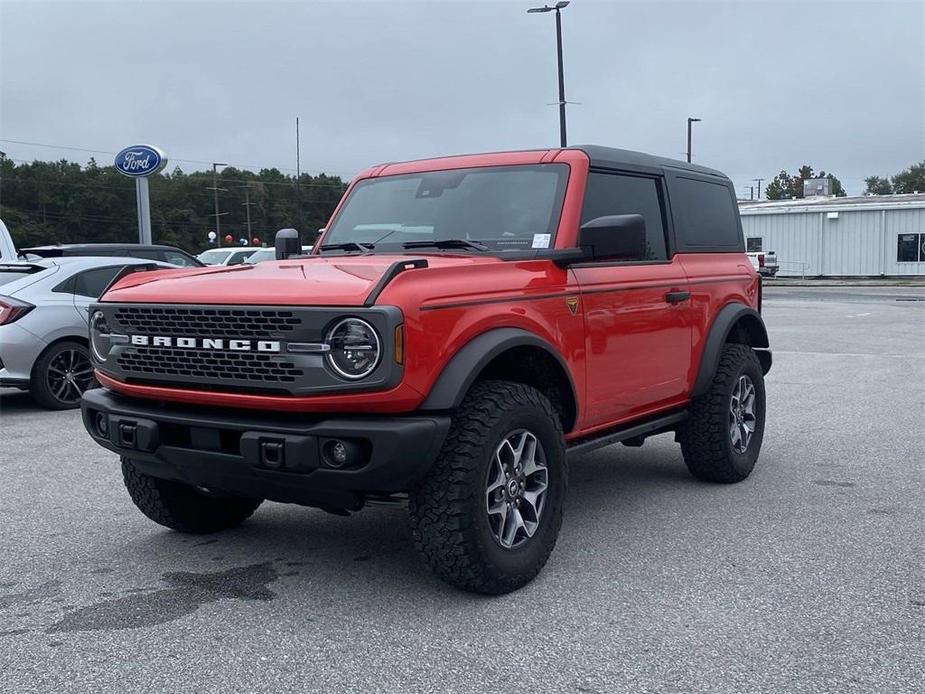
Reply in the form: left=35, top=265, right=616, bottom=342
left=104, top=439, right=695, bottom=604
left=0, top=387, right=43, bottom=414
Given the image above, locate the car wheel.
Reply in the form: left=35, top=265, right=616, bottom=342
left=679, top=343, right=767, bottom=483
left=409, top=380, right=567, bottom=594
left=122, top=458, right=263, bottom=533
left=30, top=340, right=98, bottom=410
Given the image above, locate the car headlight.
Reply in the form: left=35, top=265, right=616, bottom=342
left=89, top=311, right=113, bottom=362
left=324, top=317, right=381, bottom=380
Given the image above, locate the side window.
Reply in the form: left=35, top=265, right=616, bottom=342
left=163, top=251, right=196, bottom=267
left=746, top=237, right=763, bottom=252
left=580, top=172, right=668, bottom=261
left=227, top=250, right=254, bottom=265
left=897, top=233, right=923, bottom=262
left=73, top=266, right=123, bottom=298
left=673, top=177, right=741, bottom=248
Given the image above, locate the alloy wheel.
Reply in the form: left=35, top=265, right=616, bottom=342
left=729, top=374, right=757, bottom=453
left=485, top=429, right=549, bottom=549
left=46, top=348, right=96, bottom=406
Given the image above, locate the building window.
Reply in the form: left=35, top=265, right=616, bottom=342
left=897, top=233, right=924, bottom=262
left=746, top=237, right=763, bottom=252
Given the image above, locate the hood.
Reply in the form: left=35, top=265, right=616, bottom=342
left=102, top=253, right=495, bottom=306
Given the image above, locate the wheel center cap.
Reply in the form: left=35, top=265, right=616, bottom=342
left=507, top=479, right=519, bottom=497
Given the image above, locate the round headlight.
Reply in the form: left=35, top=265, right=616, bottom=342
left=89, top=310, right=112, bottom=362
left=325, top=317, right=381, bottom=380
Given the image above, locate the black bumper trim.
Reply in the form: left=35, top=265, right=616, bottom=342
left=81, top=388, right=451, bottom=510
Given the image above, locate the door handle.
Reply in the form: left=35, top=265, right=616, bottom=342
left=665, top=290, right=690, bottom=304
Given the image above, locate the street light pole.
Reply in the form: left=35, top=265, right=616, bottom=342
left=208, top=162, right=228, bottom=246
left=528, top=2, right=571, bottom=147
left=686, top=117, right=701, bottom=163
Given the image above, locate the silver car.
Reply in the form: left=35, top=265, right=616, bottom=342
left=0, top=256, right=169, bottom=409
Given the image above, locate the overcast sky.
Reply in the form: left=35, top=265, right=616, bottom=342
left=1, top=0, right=923, bottom=196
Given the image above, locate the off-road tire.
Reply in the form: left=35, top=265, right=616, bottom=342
left=679, top=343, right=766, bottom=483
left=30, top=340, right=96, bottom=410
left=409, top=380, right=567, bottom=595
left=121, top=458, right=263, bottom=533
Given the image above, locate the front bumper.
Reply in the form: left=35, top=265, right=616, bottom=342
left=81, top=388, right=451, bottom=511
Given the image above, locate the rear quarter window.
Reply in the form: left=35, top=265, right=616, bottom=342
left=671, top=176, right=742, bottom=250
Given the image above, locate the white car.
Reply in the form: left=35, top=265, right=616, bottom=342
left=244, top=245, right=313, bottom=264
left=196, top=247, right=257, bottom=266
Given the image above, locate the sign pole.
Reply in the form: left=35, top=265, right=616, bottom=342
left=114, top=144, right=167, bottom=245
left=136, top=177, right=153, bottom=244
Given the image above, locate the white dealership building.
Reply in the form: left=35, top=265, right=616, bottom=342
left=738, top=194, right=925, bottom=277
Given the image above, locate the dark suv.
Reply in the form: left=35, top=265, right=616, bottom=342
left=23, top=244, right=203, bottom=268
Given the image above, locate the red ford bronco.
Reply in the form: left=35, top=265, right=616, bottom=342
left=81, top=146, right=771, bottom=594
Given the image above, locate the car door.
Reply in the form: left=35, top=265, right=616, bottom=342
left=70, top=265, right=128, bottom=323
left=571, top=170, right=692, bottom=426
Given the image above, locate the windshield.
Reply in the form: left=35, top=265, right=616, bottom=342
left=322, top=164, right=569, bottom=253
left=197, top=249, right=233, bottom=264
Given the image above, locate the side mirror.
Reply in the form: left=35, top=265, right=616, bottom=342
left=578, top=214, right=647, bottom=262
left=275, top=228, right=301, bottom=260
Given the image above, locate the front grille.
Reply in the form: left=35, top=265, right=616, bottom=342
left=117, top=347, right=304, bottom=384
left=113, top=306, right=302, bottom=338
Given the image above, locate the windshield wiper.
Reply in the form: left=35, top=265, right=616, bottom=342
left=401, top=239, right=488, bottom=252
left=319, top=241, right=375, bottom=253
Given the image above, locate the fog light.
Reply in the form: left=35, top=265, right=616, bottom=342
left=324, top=440, right=349, bottom=468
left=95, top=412, right=109, bottom=437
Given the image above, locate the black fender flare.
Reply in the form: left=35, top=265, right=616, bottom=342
left=419, top=327, right=578, bottom=413
left=692, top=303, right=771, bottom=397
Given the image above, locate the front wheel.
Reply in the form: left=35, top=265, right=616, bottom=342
left=122, top=458, right=263, bottom=533
left=30, top=340, right=97, bottom=410
left=679, top=343, right=767, bottom=483
left=409, top=381, right=567, bottom=595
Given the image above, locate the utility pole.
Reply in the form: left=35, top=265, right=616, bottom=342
left=208, top=162, right=228, bottom=245
left=295, top=117, right=302, bottom=232
left=753, top=177, right=765, bottom=199
left=686, top=117, right=701, bottom=163
left=241, top=185, right=255, bottom=241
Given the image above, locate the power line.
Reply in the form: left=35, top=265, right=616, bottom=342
left=0, top=138, right=357, bottom=177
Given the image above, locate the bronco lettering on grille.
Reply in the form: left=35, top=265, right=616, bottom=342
left=128, top=335, right=281, bottom=352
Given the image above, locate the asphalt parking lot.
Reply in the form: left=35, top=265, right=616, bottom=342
left=1, top=286, right=923, bottom=693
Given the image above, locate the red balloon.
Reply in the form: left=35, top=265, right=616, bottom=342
left=224, top=234, right=233, bottom=243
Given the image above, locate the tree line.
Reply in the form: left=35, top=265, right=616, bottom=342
left=864, top=162, right=925, bottom=196
left=763, top=160, right=924, bottom=200
left=0, top=157, right=348, bottom=252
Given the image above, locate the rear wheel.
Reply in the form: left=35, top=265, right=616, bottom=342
left=121, top=458, right=263, bottom=533
left=409, top=381, right=567, bottom=594
left=30, top=340, right=97, bottom=410
left=679, top=343, right=766, bottom=483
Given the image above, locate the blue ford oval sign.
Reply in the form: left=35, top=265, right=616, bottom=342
left=114, top=144, right=168, bottom=178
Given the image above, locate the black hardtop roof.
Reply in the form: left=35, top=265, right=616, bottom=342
left=571, top=145, right=728, bottom=179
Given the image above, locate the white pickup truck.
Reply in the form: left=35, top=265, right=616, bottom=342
left=747, top=250, right=779, bottom=277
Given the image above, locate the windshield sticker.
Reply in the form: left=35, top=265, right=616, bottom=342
left=532, top=234, right=551, bottom=249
